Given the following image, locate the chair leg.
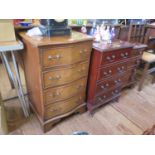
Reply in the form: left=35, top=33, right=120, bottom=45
left=152, top=74, right=155, bottom=84
left=138, top=62, right=150, bottom=91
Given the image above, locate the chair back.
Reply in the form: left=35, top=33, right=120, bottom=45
left=127, top=23, right=146, bottom=43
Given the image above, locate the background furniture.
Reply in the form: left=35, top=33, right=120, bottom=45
left=86, top=41, right=146, bottom=114
left=19, top=31, right=93, bottom=132
left=127, top=23, right=154, bottom=91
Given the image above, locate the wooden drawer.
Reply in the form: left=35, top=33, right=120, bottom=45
left=128, top=57, right=141, bottom=68
left=101, top=48, right=132, bottom=66
left=131, top=48, right=144, bottom=57
left=96, top=76, right=124, bottom=95
left=94, top=87, right=121, bottom=105
left=43, top=77, right=87, bottom=105
left=98, top=61, right=127, bottom=80
left=41, top=42, right=92, bottom=69
left=44, top=93, right=85, bottom=120
left=43, top=61, right=89, bottom=88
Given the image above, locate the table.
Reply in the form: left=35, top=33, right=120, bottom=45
left=0, top=40, right=30, bottom=117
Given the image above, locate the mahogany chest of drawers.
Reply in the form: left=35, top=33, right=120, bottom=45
left=86, top=41, right=146, bottom=114
left=19, top=31, right=93, bottom=132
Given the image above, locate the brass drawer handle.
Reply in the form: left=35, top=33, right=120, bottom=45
left=50, top=107, right=61, bottom=112
left=106, top=56, right=111, bottom=61
left=101, top=83, right=109, bottom=89
left=121, top=53, right=128, bottom=58
left=76, top=85, right=84, bottom=89
left=49, top=75, right=61, bottom=80
left=112, top=89, right=119, bottom=95
left=98, top=95, right=106, bottom=102
left=78, top=68, right=85, bottom=72
left=75, top=96, right=83, bottom=103
left=52, top=91, right=61, bottom=98
left=48, top=54, right=62, bottom=60
left=112, top=55, right=116, bottom=59
left=79, top=49, right=87, bottom=54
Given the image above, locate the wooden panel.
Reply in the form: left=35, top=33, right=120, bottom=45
left=22, top=40, right=44, bottom=117
left=101, top=48, right=132, bottom=66
left=43, top=77, right=87, bottom=105
left=41, top=42, right=92, bottom=69
left=43, top=61, right=89, bottom=88
left=44, top=93, right=85, bottom=120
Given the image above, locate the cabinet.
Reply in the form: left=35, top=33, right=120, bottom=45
left=87, top=41, right=145, bottom=113
left=19, top=31, right=93, bottom=132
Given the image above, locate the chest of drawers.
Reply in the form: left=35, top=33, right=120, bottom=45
left=19, top=31, right=93, bottom=132
left=86, top=41, right=146, bottom=114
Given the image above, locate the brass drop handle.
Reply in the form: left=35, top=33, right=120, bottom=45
left=75, top=96, right=82, bottom=104
left=49, top=75, right=61, bottom=80
left=80, top=49, right=87, bottom=54
left=78, top=68, right=85, bottom=72
left=48, top=54, right=62, bottom=60
left=76, top=84, right=84, bottom=89
left=98, top=95, right=106, bottom=102
left=101, top=85, right=105, bottom=89
left=52, top=91, right=61, bottom=97
left=106, top=56, right=111, bottom=61
left=121, top=66, right=125, bottom=70
left=125, top=52, right=128, bottom=56
left=112, top=89, right=119, bottom=95
left=105, top=83, right=109, bottom=87
left=108, top=70, right=112, bottom=74
left=50, top=107, right=61, bottom=112
left=103, top=71, right=108, bottom=75
left=112, top=55, right=116, bottom=59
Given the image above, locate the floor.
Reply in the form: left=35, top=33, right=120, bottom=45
left=0, top=62, right=155, bottom=135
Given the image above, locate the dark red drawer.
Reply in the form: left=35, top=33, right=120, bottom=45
left=98, top=62, right=127, bottom=80
left=94, top=87, right=121, bottom=105
left=101, top=48, right=132, bottom=66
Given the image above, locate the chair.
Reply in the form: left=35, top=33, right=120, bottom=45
left=127, top=23, right=155, bottom=91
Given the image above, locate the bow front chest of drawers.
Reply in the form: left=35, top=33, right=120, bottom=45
left=19, top=31, right=93, bottom=132
left=86, top=41, right=146, bottom=114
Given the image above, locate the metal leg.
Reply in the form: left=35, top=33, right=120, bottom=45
left=0, top=52, right=30, bottom=117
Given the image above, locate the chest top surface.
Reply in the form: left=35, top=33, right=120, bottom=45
left=93, top=40, right=134, bottom=52
left=19, top=31, right=93, bottom=47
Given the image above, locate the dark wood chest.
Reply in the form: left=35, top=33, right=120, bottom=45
left=86, top=41, right=145, bottom=113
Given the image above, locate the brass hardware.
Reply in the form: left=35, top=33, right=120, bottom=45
left=108, top=70, right=112, bottom=74
left=106, top=56, right=111, bottom=61
left=48, top=54, right=62, bottom=60
left=52, top=91, right=61, bottom=97
left=103, top=72, right=107, bottom=75
left=105, top=83, right=109, bottom=87
left=101, top=85, right=105, bottom=89
left=112, top=55, right=116, bottom=59
left=49, top=75, right=61, bottom=80
left=76, top=85, right=84, bottom=89
left=78, top=68, right=85, bottom=72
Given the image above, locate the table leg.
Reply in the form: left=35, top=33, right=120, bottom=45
left=0, top=52, right=30, bottom=117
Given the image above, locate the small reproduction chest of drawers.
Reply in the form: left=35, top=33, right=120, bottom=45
left=19, top=31, right=93, bottom=132
left=87, top=41, right=146, bottom=114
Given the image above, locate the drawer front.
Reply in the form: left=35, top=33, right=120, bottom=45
left=96, top=76, right=124, bottom=95
left=94, top=87, right=121, bottom=105
left=41, top=42, right=92, bottom=69
left=98, top=62, right=127, bottom=80
left=43, top=61, right=89, bottom=88
left=128, top=57, right=140, bottom=68
left=43, top=77, right=87, bottom=105
left=131, top=49, right=144, bottom=57
left=44, top=94, right=85, bottom=120
left=101, top=48, right=132, bottom=66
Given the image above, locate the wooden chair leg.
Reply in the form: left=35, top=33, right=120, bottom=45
left=138, top=62, right=150, bottom=91
left=152, top=74, right=155, bottom=84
